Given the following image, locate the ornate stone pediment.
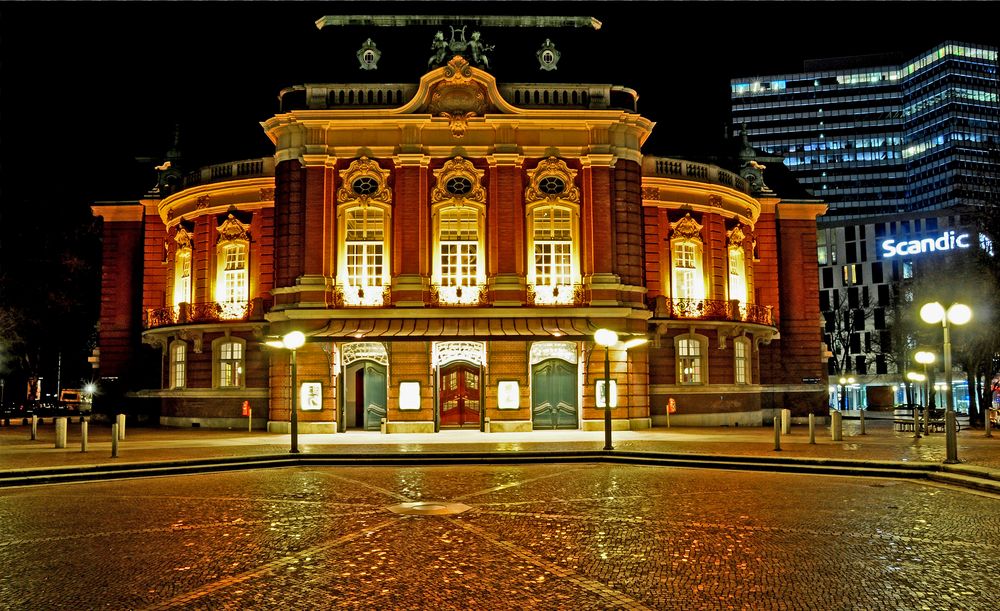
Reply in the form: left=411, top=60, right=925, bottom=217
left=431, top=156, right=486, bottom=205
left=174, top=226, right=193, bottom=249
left=727, top=225, right=746, bottom=247
left=217, top=214, right=250, bottom=243
left=671, top=213, right=703, bottom=241
left=337, top=156, right=392, bottom=206
left=426, top=57, right=491, bottom=138
left=525, top=157, right=580, bottom=204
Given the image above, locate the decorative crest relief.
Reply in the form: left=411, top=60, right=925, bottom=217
left=337, top=156, right=392, bottom=206
left=642, top=186, right=660, bottom=201
left=196, top=195, right=211, bottom=209
left=525, top=157, right=580, bottom=204
left=174, top=226, right=193, bottom=249
left=217, top=214, right=250, bottom=243
left=427, top=27, right=493, bottom=70
left=427, top=56, right=490, bottom=139
left=671, top=213, right=703, bottom=241
left=727, top=225, right=746, bottom=247
left=536, top=39, right=561, bottom=71
left=431, top=156, right=486, bottom=205
left=708, top=194, right=724, bottom=208
left=357, top=38, right=381, bottom=70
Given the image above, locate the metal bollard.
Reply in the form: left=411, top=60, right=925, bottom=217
left=111, top=423, right=119, bottom=457
left=773, top=416, right=781, bottom=451
left=808, top=413, right=816, bottom=444
left=116, top=414, right=126, bottom=440
left=55, top=417, right=67, bottom=448
left=484, top=417, right=491, bottom=434
left=781, top=408, right=791, bottom=435
left=31, top=415, right=38, bottom=440
left=831, top=411, right=843, bottom=441
left=913, top=406, right=921, bottom=439
left=380, top=418, right=387, bottom=434
left=81, top=420, right=88, bottom=452
left=859, top=407, right=867, bottom=436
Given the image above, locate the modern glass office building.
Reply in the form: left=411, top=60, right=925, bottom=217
left=731, top=42, right=999, bottom=221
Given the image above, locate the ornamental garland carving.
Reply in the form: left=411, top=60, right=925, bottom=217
left=427, top=57, right=490, bottom=139
left=431, top=156, right=487, bottom=205
left=671, top=213, right=703, bottom=242
left=337, top=156, right=392, bottom=206
left=196, top=195, right=211, bottom=210
left=525, top=157, right=580, bottom=204
left=708, top=194, right=724, bottom=208
left=259, top=188, right=275, bottom=202
left=641, top=186, right=660, bottom=201
left=217, top=214, right=251, bottom=244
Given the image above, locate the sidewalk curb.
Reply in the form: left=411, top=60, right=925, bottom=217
left=3, top=450, right=998, bottom=494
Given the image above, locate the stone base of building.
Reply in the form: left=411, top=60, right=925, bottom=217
left=161, top=416, right=265, bottom=429
left=267, top=421, right=338, bottom=434
left=487, top=420, right=533, bottom=433
left=652, top=410, right=764, bottom=427
left=629, top=417, right=652, bottom=430
left=581, top=418, right=631, bottom=431
left=386, top=421, right=436, bottom=434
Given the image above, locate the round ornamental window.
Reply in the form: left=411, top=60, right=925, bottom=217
left=538, top=176, right=566, bottom=195
left=352, top=176, right=379, bottom=196
left=446, top=176, right=473, bottom=196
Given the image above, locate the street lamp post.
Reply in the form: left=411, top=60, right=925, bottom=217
left=906, top=371, right=926, bottom=438
left=267, top=330, right=306, bottom=454
left=920, top=302, right=971, bottom=464
left=914, top=351, right=935, bottom=436
left=594, top=329, right=618, bottom=451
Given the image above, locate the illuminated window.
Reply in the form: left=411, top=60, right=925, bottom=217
left=170, top=341, right=186, bottom=389
left=675, top=334, right=708, bottom=384
left=174, top=247, right=192, bottom=307
left=342, top=206, right=386, bottom=305
left=439, top=206, right=479, bottom=289
left=215, top=214, right=251, bottom=320
left=214, top=338, right=245, bottom=388
left=728, top=246, right=748, bottom=307
left=430, top=157, right=487, bottom=305
left=672, top=241, right=705, bottom=300
left=734, top=337, right=751, bottom=384
left=529, top=205, right=577, bottom=304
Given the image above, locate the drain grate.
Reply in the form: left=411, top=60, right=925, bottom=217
left=388, top=501, right=471, bottom=516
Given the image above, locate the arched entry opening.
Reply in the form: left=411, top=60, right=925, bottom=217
left=530, top=341, right=579, bottom=430
left=340, top=342, right=388, bottom=431
left=433, top=342, right=486, bottom=431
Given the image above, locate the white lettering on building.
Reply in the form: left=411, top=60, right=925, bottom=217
left=881, top=231, right=971, bottom=258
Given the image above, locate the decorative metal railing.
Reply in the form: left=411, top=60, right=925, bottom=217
left=143, top=299, right=271, bottom=329
left=333, top=284, right=392, bottom=308
left=649, top=296, right=774, bottom=326
left=429, top=284, right=489, bottom=307
left=526, top=284, right=586, bottom=307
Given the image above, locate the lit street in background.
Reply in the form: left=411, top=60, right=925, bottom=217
left=2, top=464, right=998, bottom=610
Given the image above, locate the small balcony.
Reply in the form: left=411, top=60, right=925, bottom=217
left=650, top=296, right=774, bottom=326
left=143, top=299, right=271, bottom=329
left=334, top=284, right=391, bottom=308
left=527, top=284, right=585, bottom=307
left=429, top=284, right=488, bottom=307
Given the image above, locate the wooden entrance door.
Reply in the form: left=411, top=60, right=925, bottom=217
left=531, top=359, right=578, bottom=429
left=439, top=362, right=481, bottom=428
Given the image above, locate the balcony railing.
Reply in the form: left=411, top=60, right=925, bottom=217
left=333, top=284, right=392, bottom=308
left=642, top=157, right=749, bottom=194
left=143, top=299, right=271, bottom=329
left=181, top=157, right=275, bottom=189
left=650, top=296, right=774, bottom=326
left=429, top=284, right=489, bottom=307
left=527, top=284, right=586, bottom=307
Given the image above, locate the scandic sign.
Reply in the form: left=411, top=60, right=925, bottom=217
left=880, top=231, right=971, bottom=258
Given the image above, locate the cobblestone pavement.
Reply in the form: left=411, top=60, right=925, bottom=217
left=1, top=464, right=998, bottom=610
left=2, top=419, right=1000, bottom=472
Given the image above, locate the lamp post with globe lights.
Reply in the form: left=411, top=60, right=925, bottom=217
left=266, top=330, right=306, bottom=454
left=914, top=351, right=935, bottom=434
left=920, top=302, right=971, bottom=464
left=594, top=329, right=618, bottom=451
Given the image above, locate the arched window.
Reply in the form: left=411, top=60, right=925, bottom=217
left=675, top=333, right=708, bottom=385
left=670, top=214, right=706, bottom=306
left=174, top=247, right=192, bottom=306
left=734, top=336, right=751, bottom=384
left=337, top=157, right=392, bottom=306
left=169, top=340, right=187, bottom=389
left=431, top=157, right=486, bottom=305
left=214, top=337, right=245, bottom=388
left=215, top=214, right=251, bottom=319
left=727, top=226, right=749, bottom=318
left=525, top=158, right=581, bottom=305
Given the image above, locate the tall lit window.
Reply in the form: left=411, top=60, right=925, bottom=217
left=440, top=207, right=478, bottom=285
left=173, top=247, right=192, bottom=307
left=734, top=337, right=751, bottom=384
left=672, top=241, right=705, bottom=300
left=216, top=339, right=244, bottom=388
left=431, top=157, right=486, bottom=305
left=170, top=341, right=186, bottom=389
left=677, top=337, right=704, bottom=384
left=344, top=206, right=385, bottom=305
left=728, top=245, right=748, bottom=309
left=215, top=214, right=251, bottom=319
left=530, top=205, right=576, bottom=304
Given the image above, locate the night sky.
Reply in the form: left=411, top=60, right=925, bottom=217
left=0, top=1, right=994, bottom=392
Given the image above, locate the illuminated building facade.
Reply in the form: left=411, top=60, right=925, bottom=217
left=731, top=42, right=999, bottom=221
left=92, top=18, right=826, bottom=431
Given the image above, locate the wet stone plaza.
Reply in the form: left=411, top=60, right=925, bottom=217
left=1, top=464, right=999, bottom=610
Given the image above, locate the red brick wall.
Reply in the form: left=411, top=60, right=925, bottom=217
left=613, top=160, right=644, bottom=288
left=252, top=208, right=275, bottom=297
left=643, top=207, right=668, bottom=298
left=96, top=214, right=143, bottom=380
left=705, top=213, right=727, bottom=301
left=488, top=161, right=524, bottom=276
left=393, top=161, right=429, bottom=278
left=274, top=160, right=305, bottom=295
left=142, top=205, right=168, bottom=311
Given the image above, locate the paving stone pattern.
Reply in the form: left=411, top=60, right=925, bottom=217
left=1, top=464, right=998, bottom=610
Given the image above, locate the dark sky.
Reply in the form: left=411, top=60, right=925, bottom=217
left=1, top=1, right=995, bottom=209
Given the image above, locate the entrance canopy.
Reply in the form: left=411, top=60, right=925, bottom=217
left=311, top=317, right=599, bottom=340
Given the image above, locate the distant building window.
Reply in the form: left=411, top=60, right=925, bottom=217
left=734, top=337, right=751, bottom=384
left=215, top=339, right=245, bottom=388
left=170, top=341, right=186, bottom=389
left=902, top=260, right=914, bottom=279
left=675, top=334, right=708, bottom=385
